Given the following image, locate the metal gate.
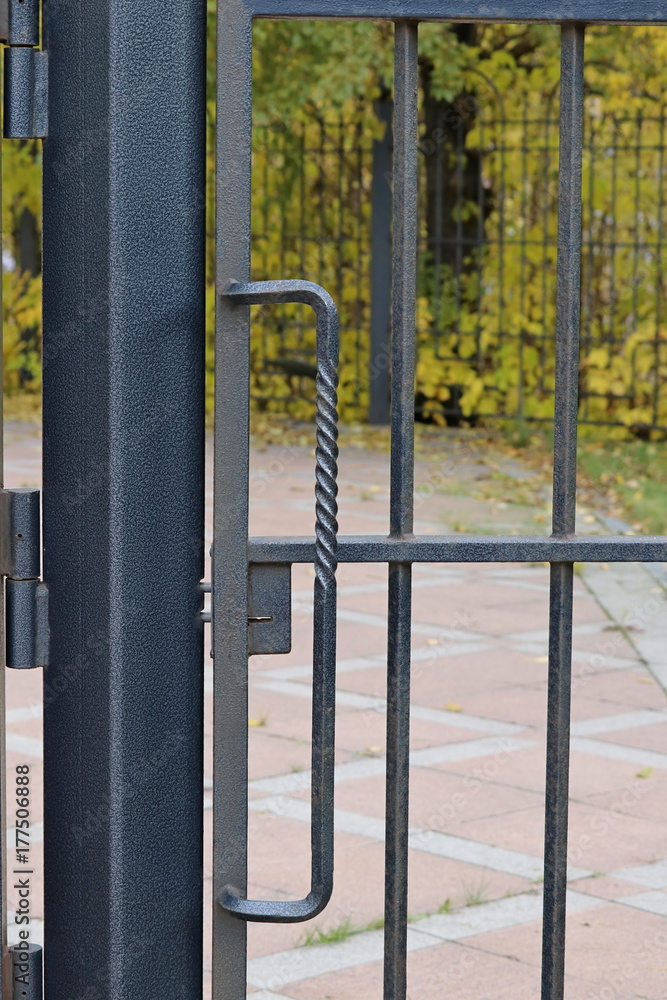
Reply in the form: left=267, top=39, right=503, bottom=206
left=3, top=1, right=667, bottom=999
left=215, top=5, right=667, bottom=1000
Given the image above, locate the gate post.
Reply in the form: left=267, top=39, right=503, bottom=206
left=41, top=0, right=205, bottom=996
left=368, top=97, right=392, bottom=425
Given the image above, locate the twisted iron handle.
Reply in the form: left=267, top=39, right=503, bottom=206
left=220, top=280, right=339, bottom=923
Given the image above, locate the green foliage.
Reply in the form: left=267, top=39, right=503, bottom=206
left=2, top=139, right=42, bottom=399
left=579, top=437, right=667, bottom=534
left=253, top=20, right=393, bottom=116
left=300, top=918, right=355, bottom=946
left=6, top=19, right=667, bottom=435
left=462, top=877, right=491, bottom=907
left=245, top=25, right=667, bottom=430
left=3, top=268, right=41, bottom=393
left=248, top=106, right=377, bottom=421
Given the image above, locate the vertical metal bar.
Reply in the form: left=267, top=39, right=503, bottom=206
left=583, top=116, right=596, bottom=423
left=384, top=21, right=418, bottom=1000
left=335, top=119, right=345, bottom=396
left=608, top=114, right=619, bottom=366
left=653, top=112, right=665, bottom=425
left=318, top=120, right=326, bottom=284
left=369, top=97, right=392, bottom=425
left=541, top=22, right=585, bottom=1000
left=0, top=74, right=5, bottom=994
left=41, top=0, right=206, bottom=993
left=433, top=109, right=444, bottom=352
left=213, top=1, right=253, bottom=997
left=538, top=98, right=553, bottom=394
left=518, top=94, right=529, bottom=421
left=453, top=107, right=464, bottom=357
left=355, top=115, right=365, bottom=411
left=497, top=106, right=507, bottom=361
left=474, top=113, right=486, bottom=373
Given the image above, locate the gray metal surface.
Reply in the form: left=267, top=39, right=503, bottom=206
left=369, top=98, right=392, bottom=426
left=41, top=0, right=205, bottom=995
left=247, top=563, right=292, bottom=655
left=3, top=47, right=48, bottom=139
left=1, top=488, right=41, bottom=580
left=7, top=0, right=38, bottom=46
left=3, top=487, right=49, bottom=669
left=9, top=943, right=42, bottom=1000
left=213, top=0, right=253, bottom=990
left=542, top=24, right=585, bottom=1000
left=3, top=0, right=47, bottom=138
left=384, top=23, right=418, bottom=1000
left=0, top=71, right=5, bottom=996
left=5, top=579, right=48, bottom=669
left=238, top=0, right=667, bottom=21
left=248, top=534, right=667, bottom=563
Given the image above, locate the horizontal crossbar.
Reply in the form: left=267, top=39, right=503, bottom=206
left=247, top=0, right=667, bottom=23
left=248, top=534, right=667, bottom=564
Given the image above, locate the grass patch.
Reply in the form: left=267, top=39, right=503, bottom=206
left=299, top=887, right=532, bottom=949
left=578, top=438, right=667, bottom=535
left=300, top=919, right=355, bottom=947
left=300, top=916, right=387, bottom=947
left=462, top=878, right=491, bottom=907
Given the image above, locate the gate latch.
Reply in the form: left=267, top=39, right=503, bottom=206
left=200, top=562, right=291, bottom=656
left=248, top=563, right=292, bottom=655
left=1, top=0, right=48, bottom=139
left=0, top=487, right=49, bottom=668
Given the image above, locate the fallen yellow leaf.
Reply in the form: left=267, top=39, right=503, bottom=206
left=445, top=702, right=462, bottom=713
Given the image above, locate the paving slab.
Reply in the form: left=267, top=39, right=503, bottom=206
left=4, top=422, right=667, bottom=998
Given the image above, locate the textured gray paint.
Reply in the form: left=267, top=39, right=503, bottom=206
left=247, top=0, right=667, bottom=21
left=41, top=0, right=205, bottom=994
left=248, top=534, right=667, bottom=564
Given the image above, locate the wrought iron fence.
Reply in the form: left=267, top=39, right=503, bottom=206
left=251, top=110, right=374, bottom=417
left=250, top=98, right=667, bottom=432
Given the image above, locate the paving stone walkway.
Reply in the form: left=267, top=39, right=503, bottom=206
left=5, top=422, right=667, bottom=999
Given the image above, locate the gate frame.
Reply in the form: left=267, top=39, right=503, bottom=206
left=215, top=5, right=667, bottom=1000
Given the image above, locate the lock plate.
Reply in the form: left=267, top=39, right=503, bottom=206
left=248, top=563, right=291, bottom=656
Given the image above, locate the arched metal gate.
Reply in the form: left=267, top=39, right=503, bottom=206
left=1, top=1, right=665, bottom=999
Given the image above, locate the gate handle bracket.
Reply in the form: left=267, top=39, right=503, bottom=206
left=219, top=279, right=339, bottom=923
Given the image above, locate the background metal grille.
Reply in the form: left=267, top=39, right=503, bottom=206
left=251, top=103, right=667, bottom=430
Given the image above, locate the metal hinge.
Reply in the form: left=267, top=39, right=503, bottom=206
left=0, top=487, right=49, bottom=669
left=1, top=0, right=48, bottom=139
